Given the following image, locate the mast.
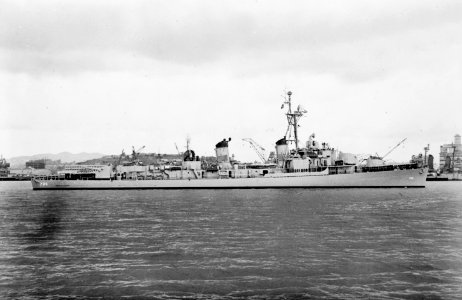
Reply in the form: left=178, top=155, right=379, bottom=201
left=290, top=92, right=300, bottom=150
left=283, top=91, right=306, bottom=150
left=424, top=144, right=430, bottom=166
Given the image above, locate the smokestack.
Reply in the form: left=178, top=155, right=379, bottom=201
left=215, top=138, right=231, bottom=163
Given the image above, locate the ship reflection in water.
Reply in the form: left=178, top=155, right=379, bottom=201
left=1, top=181, right=462, bottom=299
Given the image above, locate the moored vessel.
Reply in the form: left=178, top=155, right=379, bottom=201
left=32, top=91, right=427, bottom=190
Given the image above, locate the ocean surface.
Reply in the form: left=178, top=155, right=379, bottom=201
left=0, top=182, right=461, bottom=299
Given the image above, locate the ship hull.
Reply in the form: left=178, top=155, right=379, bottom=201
left=32, top=168, right=427, bottom=190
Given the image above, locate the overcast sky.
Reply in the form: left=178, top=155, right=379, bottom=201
left=1, top=0, right=461, bottom=163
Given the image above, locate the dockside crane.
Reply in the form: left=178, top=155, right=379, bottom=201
left=174, top=143, right=181, bottom=155
left=112, top=149, right=126, bottom=171
left=131, top=145, right=145, bottom=162
left=381, top=138, right=407, bottom=160
left=117, top=149, right=126, bottom=165
left=175, top=136, right=192, bottom=157
left=242, top=138, right=267, bottom=163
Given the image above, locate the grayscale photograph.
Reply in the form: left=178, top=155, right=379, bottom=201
left=1, top=0, right=461, bottom=299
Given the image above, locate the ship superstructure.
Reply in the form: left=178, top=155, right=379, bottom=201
left=32, top=91, right=427, bottom=189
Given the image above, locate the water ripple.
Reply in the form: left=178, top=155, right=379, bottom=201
left=1, top=181, right=462, bottom=299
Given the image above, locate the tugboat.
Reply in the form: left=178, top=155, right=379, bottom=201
left=32, top=91, right=427, bottom=190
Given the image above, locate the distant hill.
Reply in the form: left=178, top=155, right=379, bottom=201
left=7, top=152, right=106, bottom=168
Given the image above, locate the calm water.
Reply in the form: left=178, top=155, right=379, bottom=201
left=0, top=182, right=461, bottom=299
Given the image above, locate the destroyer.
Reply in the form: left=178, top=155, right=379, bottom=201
left=32, top=92, right=427, bottom=190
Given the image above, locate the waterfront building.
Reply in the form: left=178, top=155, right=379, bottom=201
left=25, top=159, right=46, bottom=169
left=439, top=134, right=462, bottom=173
left=428, top=154, right=434, bottom=171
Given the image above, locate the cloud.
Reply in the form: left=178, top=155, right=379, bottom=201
left=1, top=0, right=462, bottom=160
left=1, top=0, right=462, bottom=79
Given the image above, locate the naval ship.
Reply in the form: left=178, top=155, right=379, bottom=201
left=32, top=92, right=427, bottom=190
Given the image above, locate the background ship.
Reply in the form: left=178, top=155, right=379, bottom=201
left=32, top=91, right=427, bottom=190
left=0, top=156, right=11, bottom=180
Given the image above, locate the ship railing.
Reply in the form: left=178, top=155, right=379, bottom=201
left=286, top=167, right=327, bottom=173
left=33, top=175, right=63, bottom=180
left=360, top=163, right=419, bottom=173
left=328, top=165, right=356, bottom=174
